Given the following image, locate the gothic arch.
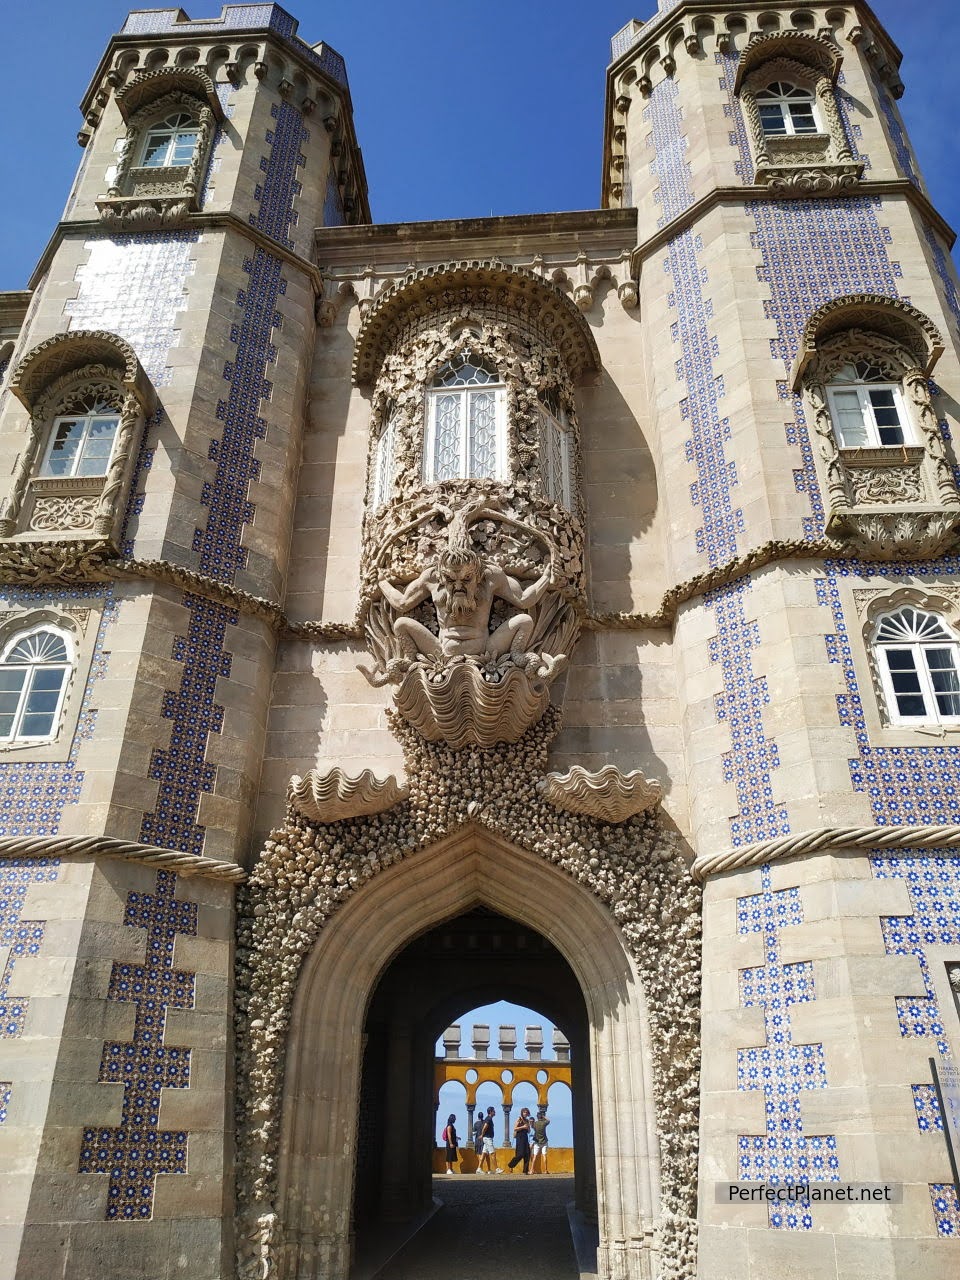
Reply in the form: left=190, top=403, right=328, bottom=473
left=275, top=825, right=662, bottom=1280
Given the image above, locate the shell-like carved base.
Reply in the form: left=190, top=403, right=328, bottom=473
left=541, top=765, right=663, bottom=823
left=393, top=658, right=561, bottom=749
left=288, top=768, right=409, bottom=824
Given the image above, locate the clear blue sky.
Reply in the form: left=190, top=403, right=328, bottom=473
left=1, top=1, right=958, bottom=288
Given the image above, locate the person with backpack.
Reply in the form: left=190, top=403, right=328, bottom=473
left=441, top=1113, right=459, bottom=1175
left=529, top=1109, right=551, bottom=1174
left=472, top=1109, right=485, bottom=1159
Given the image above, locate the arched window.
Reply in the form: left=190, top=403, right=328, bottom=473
left=139, top=111, right=200, bottom=168
left=874, top=607, right=960, bottom=724
left=826, top=361, right=908, bottom=448
left=755, top=81, right=819, bottom=135
left=371, top=408, right=397, bottom=509
left=0, top=627, right=73, bottom=742
left=538, top=392, right=573, bottom=507
left=423, top=354, right=507, bottom=483
left=39, top=395, right=121, bottom=478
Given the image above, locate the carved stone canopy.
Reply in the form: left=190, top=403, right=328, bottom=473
left=10, top=330, right=156, bottom=416
left=114, top=66, right=225, bottom=123
left=734, top=29, right=842, bottom=93
left=791, top=295, right=945, bottom=388
left=351, top=261, right=602, bottom=389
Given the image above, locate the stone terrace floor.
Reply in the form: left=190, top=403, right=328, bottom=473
left=375, top=1173, right=581, bottom=1279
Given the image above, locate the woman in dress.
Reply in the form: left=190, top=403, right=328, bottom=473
left=442, top=1113, right=459, bottom=1175
left=507, top=1106, right=532, bottom=1173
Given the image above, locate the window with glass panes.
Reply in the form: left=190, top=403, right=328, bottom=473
left=825, top=361, right=908, bottom=447
left=875, top=607, right=960, bottom=724
left=371, top=414, right=396, bottom=508
left=39, top=399, right=120, bottom=478
left=538, top=395, right=572, bottom=507
left=755, top=81, right=819, bottom=136
left=139, top=112, right=200, bottom=167
left=424, top=355, right=506, bottom=483
left=0, top=628, right=72, bottom=741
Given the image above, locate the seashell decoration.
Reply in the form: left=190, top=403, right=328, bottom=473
left=540, top=765, right=663, bottom=824
left=287, top=767, right=409, bottom=824
left=393, top=661, right=555, bottom=749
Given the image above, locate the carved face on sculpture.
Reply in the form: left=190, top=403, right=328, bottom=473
left=438, top=548, right=483, bottom=617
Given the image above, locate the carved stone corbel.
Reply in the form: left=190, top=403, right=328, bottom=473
left=540, top=766, right=664, bottom=823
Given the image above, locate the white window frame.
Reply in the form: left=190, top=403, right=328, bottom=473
left=755, top=81, right=820, bottom=137
left=826, top=379, right=910, bottom=449
left=874, top=609, right=960, bottom=726
left=0, top=625, right=73, bottom=744
left=38, top=405, right=121, bottom=479
left=423, top=379, right=508, bottom=484
left=539, top=401, right=573, bottom=508
left=138, top=112, right=200, bottom=169
left=371, top=416, right=396, bottom=509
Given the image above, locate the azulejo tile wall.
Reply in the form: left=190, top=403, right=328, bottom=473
left=79, top=870, right=197, bottom=1219
left=140, top=98, right=307, bottom=856
left=0, top=588, right=116, bottom=839
left=0, top=857, right=59, bottom=1124
left=737, top=867, right=839, bottom=1228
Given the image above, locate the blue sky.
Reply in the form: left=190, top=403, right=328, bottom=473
left=1, top=1, right=958, bottom=287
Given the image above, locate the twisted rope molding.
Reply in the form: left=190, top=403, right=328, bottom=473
left=0, top=536, right=855, bottom=640
left=693, top=824, right=960, bottom=881
left=0, top=835, right=246, bottom=882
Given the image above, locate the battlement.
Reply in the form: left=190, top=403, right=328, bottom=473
left=440, top=1023, right=571, bottom=1062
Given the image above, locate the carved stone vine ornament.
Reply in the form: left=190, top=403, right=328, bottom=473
left=235, top=710, right=702, bottom=1280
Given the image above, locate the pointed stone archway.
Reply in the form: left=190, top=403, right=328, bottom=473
left=275, top=826, right=662, bottom=1280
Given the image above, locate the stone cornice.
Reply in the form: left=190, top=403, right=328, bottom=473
left=629, top=180, right=955, bottom=277
left=693, top=823, right=960, bottom=881
left=314, top=208, right=638, bottom=265
left=0, top=533, right=911, bottom=641
left=28, top=210, right=324, bottom=295
left=0, top=834, right=246, bottom=882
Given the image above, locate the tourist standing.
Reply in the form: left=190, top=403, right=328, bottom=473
left=507, top=1106, right=532, bottom=1173
left=442, top=1113, right=459, bottom=1175
left=478, top=1106, right=501, bottom=1174
left=529, top=1109, right=550, bottom=1174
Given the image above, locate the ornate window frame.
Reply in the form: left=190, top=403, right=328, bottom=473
left=1, top=331, right=156, bottom=549
left=98, top=68, right=224, bottom=230
left=422, top=351, right=508, bottom=485
left=854, top=588, right=960, bottom=741
left=792, top=295, right=957, bottom=560
left=0, top=606, right=97, bottom=760
left=735, top=31, right=863, bottom=195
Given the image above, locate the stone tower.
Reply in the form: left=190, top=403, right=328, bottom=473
left=1, top=3, right=960, bottom=1280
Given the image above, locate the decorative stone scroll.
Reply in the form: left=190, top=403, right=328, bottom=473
left=287, top=767, right=408, bottom=824
left=541, top=764, right=664, bottom=823
left=235, top=709, right=702, bottom=1280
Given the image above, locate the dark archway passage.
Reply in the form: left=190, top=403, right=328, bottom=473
left=351, top=908, right=595, bottom=1272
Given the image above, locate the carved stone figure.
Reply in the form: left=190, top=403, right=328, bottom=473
left=362, top=498, right=577, bottom=746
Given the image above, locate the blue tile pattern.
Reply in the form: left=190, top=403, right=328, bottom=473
left=931, top=1184, right=960, bottom=1236
left=65, top=234, right=196, bottom=390
left=79, top=871, right=196, bottom=1220
left=913, top=1083, right=944, bottom=1132
left=0, top=858, right=59, bottom=1040
left=737, top=868, right=838, bottom=1228
left=139, top=100, right=305, bottom=855
left=873, top=79, right=921, bottom=186
left=0, top=858, right=59, bottom=1125
left=0, top=588, right=116, bottom=838
left=645, top=76, right=693, bottom=227
left=924, top=225, right=960, bottom=339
